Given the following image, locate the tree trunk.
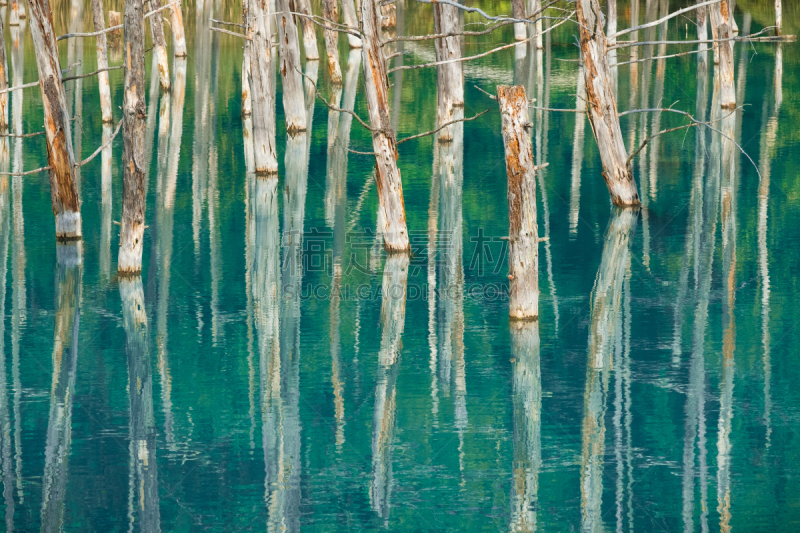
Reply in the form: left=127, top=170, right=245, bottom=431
left=576, top=0, right=640, bottom=206
left=241, top=0, right=252, bottom=117
left=497, top=85, right=539, bottom=321
left=91, top=0, right=113, bottom=122
left=433, top=0, right=463, bottom=142
left=170, top=0, right=187, bottom=57
left=247, top=0, right=278, bottom=173
left=697, top=0, right=708, bottom=55
left=323, top=0, right=342, bottom=84
left=0, top=19, right=7, bottom=132
left=295, top=0, right=319, bottom=59
left=360, top=0, right=409, bottom=252
left=100, top=124, right=113, bottom=279
left=710, top=0, right=736, bottom=109
left=342, top=0, right=362, bottom=48
left=380, top=3, right=396, bottom=29
left=148, top=0, right=170, bottom=90
left=118, top=0, right=147, bottom=273
left=569, top=63, right=586, bottom=236
left=276, top=0, right=307, bottom=133
left=512, top=0, right=526, bottom=40
left=775, top=0, right=781, bottom=35
left=529, top=0, right=543, bottom=48
left=9, top=0, right=23, bottom=25
left=28, top=0, right=82, bottom=240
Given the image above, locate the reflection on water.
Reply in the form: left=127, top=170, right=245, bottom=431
left=0, top=2, right=798, bottom=530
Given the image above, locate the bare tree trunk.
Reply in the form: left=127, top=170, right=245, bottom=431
left=323, top=0, right=342, bottom=84
left=295, top=0, right=319, bottom=59
left=342, top=0, right=362, bottom=48
left=9, top=0, right=23, bottom=25
left=576, top=0, right=640, bottom=206
left=528, top=0, right=543, bottom=48
left=360, top=0, right=409, bottom=252
left=775, top=0, right=782, bottom=35
left=380, top=2, right=396, bottom=29
left=434, top=0, right=463, bottom=141
left=697, top=0, right=708, bottom=55
left=512, top=0, right=526, bottom=40
left=28, top=0, right=83, bottom=240
left=497, top=85, right=539, bottom=321
left=710, top=0, right=735, bottom=108
left=170, top=0, right=187, bottom=56
left=276, top=0, right=307, bottom=132
left=247, top=0, right=277, bottom=173
left=148, top=0, right=170, bottom=90
left=569, top=64, right=586, bottom=237
left=91, top=0, right=113, bottom=122
left=118, top=0, right=147, bottom=273
left=241, top=0, right=252, bottom=116
left=0, top=20, right=7, bottom=132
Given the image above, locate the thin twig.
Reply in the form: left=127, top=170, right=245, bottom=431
left=0, top=62, right=81, bottom=95
left=348, top=148, right=377, bottom=156
left=610, top=26, right=774, bottom=49
left=210, top=18, right=245, bottom=29
left=396, top=108, right=490, bottom=145
left=78, top=119, right=123, bottom=167
left=210, top=26, right=251, bottom=40
left=56, top=0, right=179, bottom=41
left=615, top=47, right=705, bottom=66
left=610, top=0, right=720, bottom=40
left=410, top=0, right=543, bottom=25
left=62, top=65, right=123, bottom=83
left=529, top=106, right=581, bottom=112
left=0, top=130, right=46, bottom=138
left=473, top=84, right=497, bottom=100
left=296, top=67, right=375, bottom=133
left=270, top=11, right=363, bottom=38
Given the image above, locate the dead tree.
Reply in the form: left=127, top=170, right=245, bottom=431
left=0, top=20, right=7, bottom=131
left=148, top=0, right=170, bottom=90
left=247, top=0, right=278, bottom=173
left=342, top=0, right=362, bottom=48
left=170, top=0, right=187, bottom=56
left=528, top=0, right=543, bottom=48
left=433, top=0, right=463, bottom=141
left=360, top=0, right=409, bottom=252
left=576, top=0, right=640, bottom=206
left=295, top=0, right=320, bottom=59
left=276, top=0, right=307, bottom=132
left=497, top=85, right=539, bottom=321
left=775, top=0, right=782, bottom=35
left=241, top=0, right=252, bottom=116
left=710, top=0, right=735, bottom=108
left=512, top=0, right=526, bottom=40
left=323, top=0, right=343, bottom=84
left=118, top=0, right=147, bottom=273
left=91, top=0, right=113, bottom=122
left=9, top=0, right=23, bottom=25
left=28, top=0, right=82, bottom=240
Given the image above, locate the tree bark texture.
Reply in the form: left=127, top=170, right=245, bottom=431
left=710, top=0, right=736, bottom=109
left=247, top=0, right=278, bottom=173
left=529, top=0, right=543, bottom=48
left=276, top=0, right=307, bottom=133
left=295, top=0, right=319, bottom=59
left=241, top=0, right=252, bottom=116
left=360, top=0, right=409, bottom=253
left=380, top=3, right=396, bottom=29
left=497, top=85, right=539, bottom=321
left=322, top=0, right=342, bottom=84
left=170, top=0, right=187, bottom=56
left=28, top=0, right=82, bottom=239
left=118, top=0, right=147, bottom=273
left=91, top=0, right=113, bottom=122
left=9, top=0, right=23, bottom=25
left=512, top=0, right=526, bottom=40
left=697, top=0, right=708, bottom=54
left=148, top=0, right=170, bottom=90
left=576, top=0, right=640, bottom=206
left=775, top=0, right=781, bottom=35
left=433, top=0, right=463, bottom=142
left=342, top=0, right=362, bottom=48
left=0, top=19, right=7, bottom=131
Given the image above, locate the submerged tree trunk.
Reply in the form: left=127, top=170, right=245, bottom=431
left=710, top=0, right=736, bottom=109
left=148, top=0, right=170, bottom=90
left=118, top=0, right=147, bottom=273
left=0, top=20, right=7, bottom=132
left=170, top=0, right=187, bottom=57
left=295, top=0, right=320, bottom=59
left=775, top=0, right=781, bottom=35
left=433, top=0, right=463, bottom=141
left=360, top=0, right=409, bottom=252
left=342, top=0, right=362, bottom=48
left=91, top=0, right=113, bottom=122
left=247, top=0, right=277, bottom=173
left=241, top=0, right=252, bottom=116
left=322, top=0, right=342, bottom=84
left=276, top=0, right=307, bottom=132
left=497, top=85, right=539, bottom=321
left=512, top=0, right=526, bottom=40
left=28, top=0, right=82, bottom=240
left=528, top=0, right=543, bottom=49
left=576, top=0, right=640, bottom=206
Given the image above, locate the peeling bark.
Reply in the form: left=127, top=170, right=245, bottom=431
left=434, top=0, right=463, bottom=141
left=295, top=0, right=319, bottom=59
left=276, top=0, right=307, bottom=132
left=497, top=85, right=539, bottom=321
left=710, top=0, right=735, bottom=109
left=148, top=0, right=171, bottom=90
left=247, top=0, right=278, bottom=173
left=323, top=0, right=342, bottom=84
left=170, top=0, right=187, bottom=56
left=91, top=0, right=113, bottom=122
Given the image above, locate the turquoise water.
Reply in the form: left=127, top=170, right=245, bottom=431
left=1, top=0, right=799, bottom=530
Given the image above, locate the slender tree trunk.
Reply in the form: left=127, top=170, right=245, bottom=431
left=323, top=0, right=342, bottom=84
left=0, top=19, right=7, bottom=132
left=434, top=0, right=463, bottom=142
left=28, top=0, right=83, bottom=240
left=342, top=0, right=362, bottom=48
left=512, top=0, right=526, bottom=40
left=697, top=0, right=708, bottom=55
left=9, top=0, right=23, bottom=25
left=775, top=0, right=781, bottom=35
left=576, top=0, right=640, bottom=206
left=360, top=0, right=409, bottom=252
left=295, top=0, right=320, bottom=59
left=276, top=0, right=307, bottom=132
left=91, top=0, right=113, bottom=122
left=380, top=2, right=396, bottom=29
left=170, top=0, right=187, bottom=57
left=241, top=0, right=252, bottom=117
left=497, top=85, right=539, bottom=321
left=148, top=0, right=170, bottom=90
left=528, top=0, right=543, bottom=48
left=118, top=0, right=147, bottom=273
left=247, top=0, right=278, bottom=173
left=710, top=0, right=735, bottom=109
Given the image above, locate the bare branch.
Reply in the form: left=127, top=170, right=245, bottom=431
left=0, top=62, right=81, bottom=95
left=56, top=0, right=180, bottom=41
left=396, top=108, right=490, bottom=145
left=296, top=67, right=376, bottom=133
left=615, top=47, right=706, bottom=66
left=210, top=26, right=251, bottom=40
left=0, top=130, right=46, bottom=138
left=273, top=11, right=364, bottom=38
left=609, top=0, right=720, bottom=40
left=410, top=0, right=542, bottom=25
left=78, top=119, right=123, bottom=167
left=62, top=65, right=123, bottom=83
left=348, top=148, right=377, bottom=156
left=610, top=26, right=774, bottom=50
left=210, top=18, right=245, bottom=29
left=473, top=84, right=497, bottom=100
left=528, top=106, right=582, bottom=112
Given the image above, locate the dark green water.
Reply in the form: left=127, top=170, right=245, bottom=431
left=0, top=0, right=799, bottom=530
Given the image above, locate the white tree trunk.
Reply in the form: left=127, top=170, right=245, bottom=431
left=323, top=0, right=342, bottom=84
left=529, top=0, right=543, bottom=48
left=247, top=0, right=278, bottom=173
left=276, top=0, right=307, bottom=133
left=148, top=0, right=170, bottom=90
left=0, top=17, right=8, bottom=131
left=710, top=0, right=736, bottom=109
left=91, top=0, right=113, bottom=122
left=497, top=85, right=539, bottom=321
left=295, top=0, right=320, bottom=59
left=512, top=0, right=526, bottom=40
left=576, top=0, right=640, bottom=206
left=28, top=0, right=82, bottom=240
left=434, top=0, right=463, bottom=142
left=775, top=0, right=782, bottom=35
left=360, top=0, right=409, bottom=252
left=342, top=0, right=362, bottom=48
left=170, top=0, right=187, bottom=57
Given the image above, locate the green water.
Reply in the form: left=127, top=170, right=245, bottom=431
left=1, top=0, right=799, bottom=530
